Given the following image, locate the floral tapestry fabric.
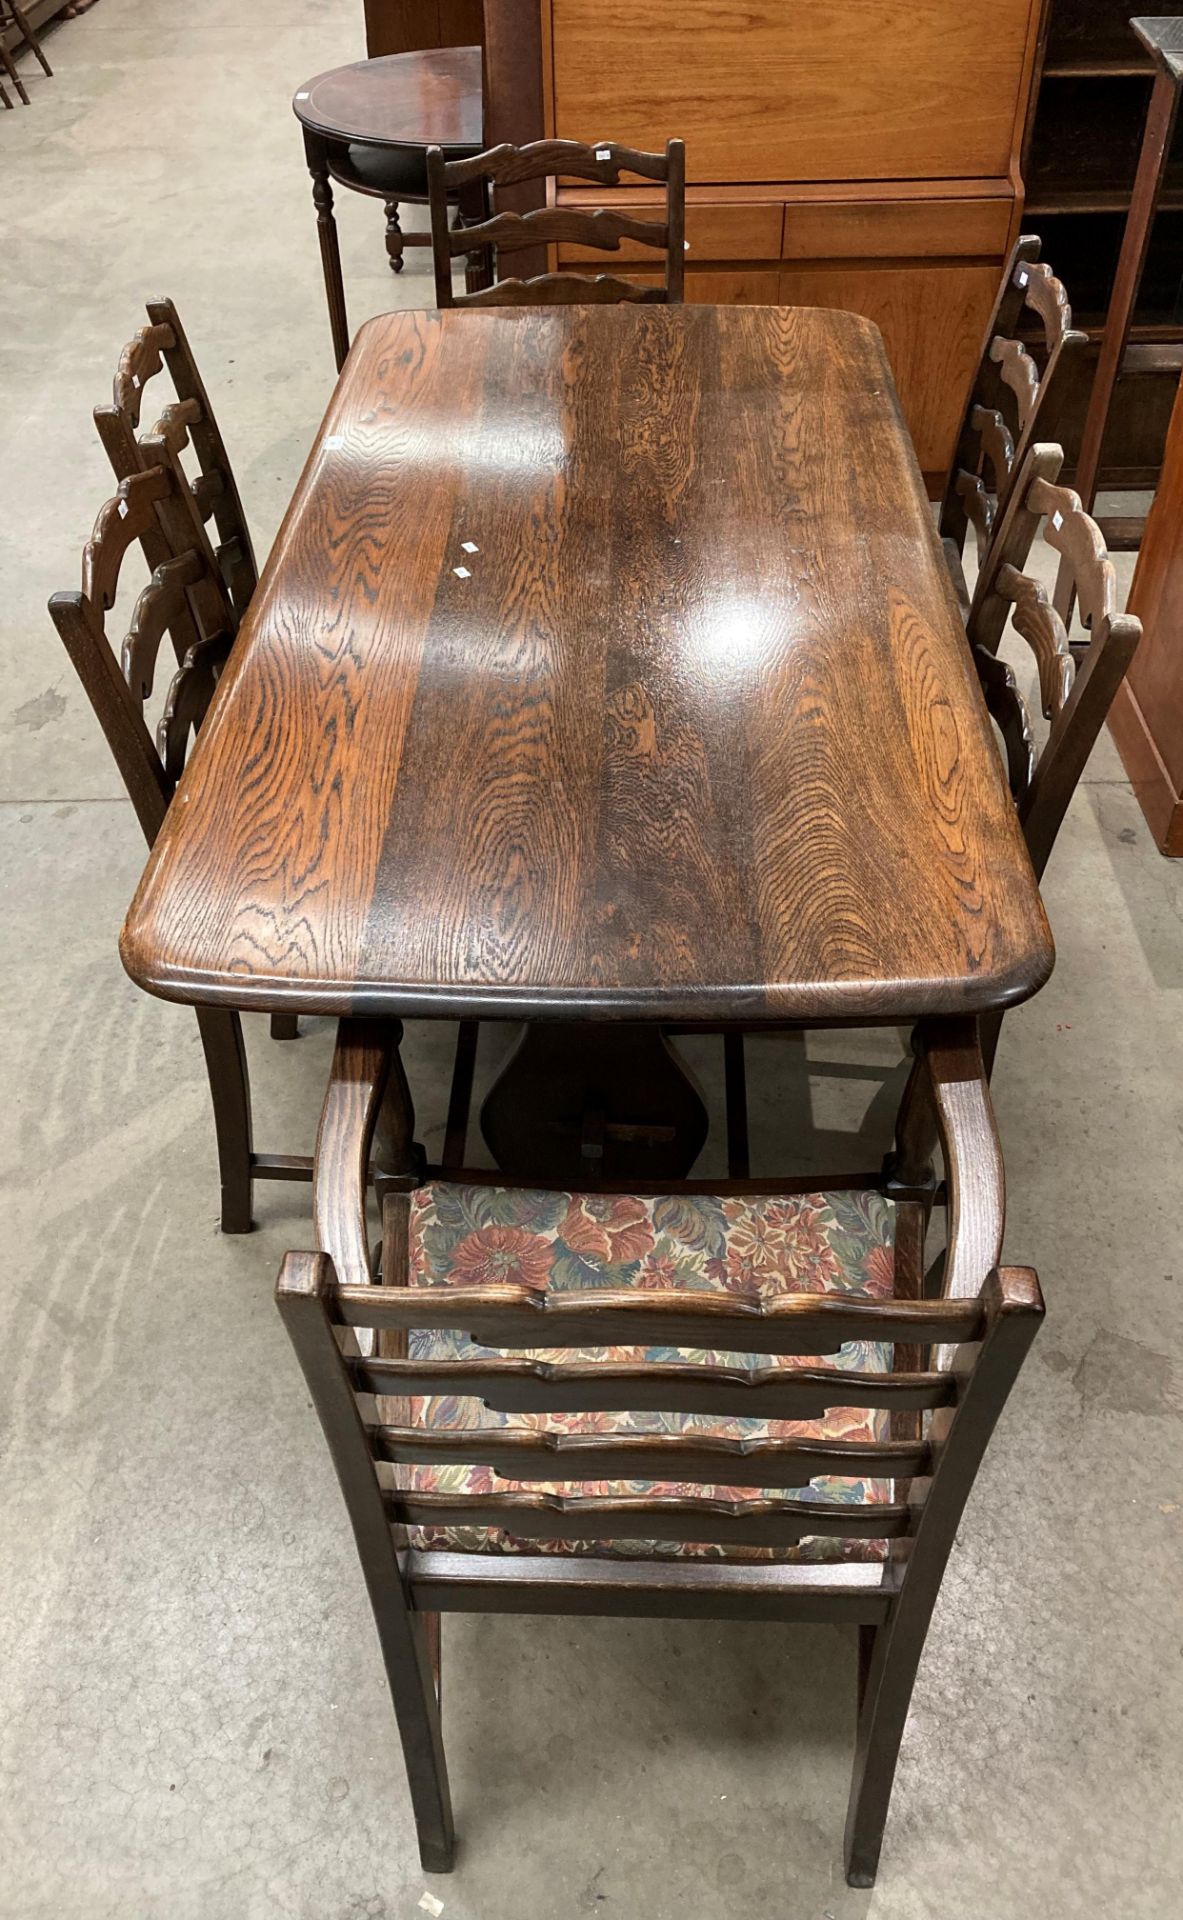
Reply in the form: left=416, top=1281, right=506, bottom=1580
left=392, top=1183, right=901, bottom=1565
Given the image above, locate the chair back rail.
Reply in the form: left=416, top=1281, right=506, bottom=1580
left=48, top=467, right=235, bottom=846
left=279, top=1247, right=1040, bottom=1561
left=427, top=136, right=685, bottom=308
left=94, top=298, right=258, bottom=621
left=968, top=470, right=1143, bottom=881
left=939, top=238, right=1086, bottom=567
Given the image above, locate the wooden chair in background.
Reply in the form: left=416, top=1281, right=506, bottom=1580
left=0, top=3, right=51, bottom=106
left=93, top=301, right=299, bottom=1042
left=426, top=136, right=685, bottom=308
left=968, top=460, right=1142, bottom=1058
left=94, top=298, right=259, bottom=625
left=278, top=1017, right=1041, bottom=1888
left=938, top=237, right=1086, bottom=616
left=47, top=466, right=312, bottom=1231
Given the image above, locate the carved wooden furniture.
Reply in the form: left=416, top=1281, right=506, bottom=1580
left=120, top=302, right=1053, bottom=1195
left=273, top=1013, right=1042, bottom=1887
left=483, top=0, right=1048, bottom=494
left=292, top=49, right=485, bottom=370
left=968, top=445, right=1142, bottom=1067
left=426, top=137, right=684, bottom=307
left=47, top=465, right=311, bottom=1231
left=1112, top=355, right=1183, bottom=851
left=94, top=298, right=259, bottom=626
left=92, top=300, right=301, bottom=1041
left=365, top=0, right=483, bottom=56
left=0, top=2, right=51, bottom=103
left=1022, top=6, right=1183, bottom=516
left=939, top=237, right=1086, bottom=615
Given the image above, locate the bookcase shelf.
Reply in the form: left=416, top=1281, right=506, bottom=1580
left=1022, top=4, right=1183, bottom=487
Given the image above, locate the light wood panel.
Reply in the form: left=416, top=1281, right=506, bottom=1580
left=781, top=197, right=1012, bottom=262
left=777, top=261, right=1002, bottom=481
left=558, top=198, right=783, bottom=263
left=549, top=0, right=1039, bottom=184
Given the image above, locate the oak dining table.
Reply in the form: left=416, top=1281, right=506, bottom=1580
left=119, top=301, right=1055, bottom=1235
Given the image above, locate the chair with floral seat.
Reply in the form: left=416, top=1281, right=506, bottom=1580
left=276, top=1013, right=1042, bottom=1889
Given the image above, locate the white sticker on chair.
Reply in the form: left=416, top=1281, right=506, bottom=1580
left=118, top=499, right=128, bottom=518
left=1051, top=510, right=1063, bottom=531
left=596, top=147, right=611, bottom=161
left=1017, top=269, right=1028, bottom=286
left=453, top=566, right=471, bottom=579
left=132, top=373, right=141, bottom=388
left=460, top=540, right=479, bottom=554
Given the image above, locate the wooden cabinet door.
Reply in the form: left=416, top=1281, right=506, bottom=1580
left=777, top=262, right=999, bottom=484
left=550, top=0, right=1038, bottom=184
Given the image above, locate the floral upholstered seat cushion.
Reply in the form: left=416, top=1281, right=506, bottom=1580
left=391, top=1184, right=901, bottom=1565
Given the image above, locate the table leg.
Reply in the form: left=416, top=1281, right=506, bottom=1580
left=303, top=130, right=350, bottom=373
left=384, top=199, right=406, bottom=273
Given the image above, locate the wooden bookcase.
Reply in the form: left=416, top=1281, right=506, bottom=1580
left=486, top=0, right=1046, bottom=494
left=1021, top=0, right=1183, bottom=486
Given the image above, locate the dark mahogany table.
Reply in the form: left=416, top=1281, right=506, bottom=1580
left=121, top=304, right=1054, bottom=1181
left=293, top=48, right=484, bottom=370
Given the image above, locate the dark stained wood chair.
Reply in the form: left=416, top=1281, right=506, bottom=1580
left=277, top=1018, right=1042, bottom=1888
left=47, top=466, right=312, bottom=1231
left=426, top=137, right=686, bottom=308
left=967, top=456, right=1142, bottom=1064
left=938, top=237, right=1086, bottom=618
left=92, top=302, right=300, bottom=1042
left=94, top=299, right=259, bottom=626
left=0, top=4, right=51, bottom=104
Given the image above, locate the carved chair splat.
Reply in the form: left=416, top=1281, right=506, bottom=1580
left=938, top=237, right=1086, bottom=615
left=426, top=137, right=685, bottom=308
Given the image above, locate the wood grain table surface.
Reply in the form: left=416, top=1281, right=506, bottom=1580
left=120, top=303, right=1054, bottom=1027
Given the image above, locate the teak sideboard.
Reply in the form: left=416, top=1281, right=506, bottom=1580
left=485, top=0, right=1047, bottom=493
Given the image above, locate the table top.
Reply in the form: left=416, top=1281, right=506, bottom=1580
left=292, top=48, right=482, bottom=152
left=121, top=304, right=1054, bottom=1027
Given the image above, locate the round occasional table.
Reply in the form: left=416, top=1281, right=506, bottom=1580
left=293, top=48, right=487, bottom=370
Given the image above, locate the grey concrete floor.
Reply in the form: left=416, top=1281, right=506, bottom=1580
left=1, top=4, right=1181, bottom=1915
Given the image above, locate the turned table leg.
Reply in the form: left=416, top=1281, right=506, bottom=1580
left=303, top=129, right=350, bottom=373
left=384, top=199, right=406, bottom=273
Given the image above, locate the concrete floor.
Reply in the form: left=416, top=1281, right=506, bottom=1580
left=2, top=4, right=1182, bottom=1915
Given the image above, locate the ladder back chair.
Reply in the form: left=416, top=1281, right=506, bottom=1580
left=938, top=237, right=1086, bottom=617
left=92, top=301, right=299, bottom=1040
left=0, top=2, right=51, bottom=106
left=278, top=1017, right=1042, bottom=1888
left=426, top=137, right=686, bottom=308
left=94, top=298, right=259, bottom=627
left=47, top=466, right=311, bottom=1231
left=969, top=451, right=1142, bottom=917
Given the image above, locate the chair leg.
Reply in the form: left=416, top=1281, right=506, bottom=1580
left=0, top=78, right=12, bottom=109
left=270, top=1012, right=300, bottom=1041
left=843, top=1616, right=925, bottom=1888
left=10, top=4, right=52, bottom=75
left=194, top=1005, right=254, bottom=1233
left=303, top=129, right=349, bottom=372
left=384, top=199, right=405, bottom=273
left=0, top=37, right=29, bottom=104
